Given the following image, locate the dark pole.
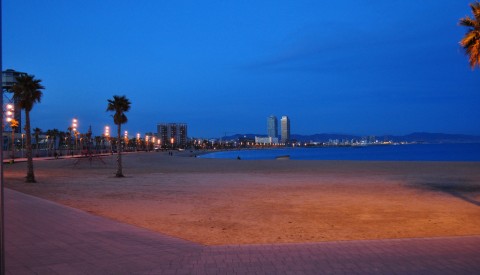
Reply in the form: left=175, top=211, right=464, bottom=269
left=0, top=0, right=6, bottom=273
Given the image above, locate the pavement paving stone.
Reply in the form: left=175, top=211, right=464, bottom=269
left=4, top=188, right=480, bottom=274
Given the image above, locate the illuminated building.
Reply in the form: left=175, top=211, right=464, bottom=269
left=157, top=123, right=188, bottom=147
left=281, top=116, right=290, bottom=143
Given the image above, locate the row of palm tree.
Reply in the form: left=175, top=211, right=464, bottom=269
left=9, top=74, right=131, bottom=182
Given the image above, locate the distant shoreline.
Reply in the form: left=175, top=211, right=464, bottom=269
left=199, top=143, right=480, bottom=162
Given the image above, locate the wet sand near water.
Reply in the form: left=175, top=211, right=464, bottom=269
left=5, top=151, right=480, bottom=245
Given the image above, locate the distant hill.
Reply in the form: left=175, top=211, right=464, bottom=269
left=386, top=132, right=480, bottom=143
left=219, top=132, right=480, bottom=143
left=221, top=134, right=258, bottom=140
left=291, top=133, right=360, bottom=142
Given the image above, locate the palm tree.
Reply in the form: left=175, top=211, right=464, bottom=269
left=106, top=95, right=131, bottom=177
left=45, top=129, right=60, bottom=150
left=9, top=119, right=19, bottom=161
left=58, top=131, right=69, bottom=155
left=67, top=126, right=74, bottom=155
left=33, top=127, right=42, bottom=156
left=11, top=74, right=44, bottom=183
left=459, top=1, right=480, bottom=69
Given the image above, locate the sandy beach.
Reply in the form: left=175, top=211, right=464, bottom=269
left=4, top=151, right=480, bottom=245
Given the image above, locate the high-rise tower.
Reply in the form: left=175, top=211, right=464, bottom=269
left=157, top=123, right=188, bottom=148
left=267, top=115, right=278, bottom=138
left=281, top=116, right=290, bottom=143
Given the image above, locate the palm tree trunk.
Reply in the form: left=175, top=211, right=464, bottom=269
left=25, top=111, right=35, bottom=182
left=116, top=123, right=123, bottom=177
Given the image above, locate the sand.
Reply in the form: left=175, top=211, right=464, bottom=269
left=4, top=151, right=480, bottom=245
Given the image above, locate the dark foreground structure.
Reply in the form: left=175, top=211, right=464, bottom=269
left=5, top=189, right=480, bottom=274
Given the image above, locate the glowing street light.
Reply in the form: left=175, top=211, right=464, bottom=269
left=5, top=104, right=14, bottom=123
left=145, top=135, right=149, bottom=151
left=72, top=118, right=78, bottom=132
left=104, top=126, right=110, bottom=153
left=136, top=133, right=140, bottom=151
left=6, top=104, right=16, bottom=161
left=72, top=118, right=78, bottom=153
left=124, top=131, right=128, bottom=151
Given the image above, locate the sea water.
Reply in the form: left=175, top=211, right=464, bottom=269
left=200, top=143, right=480, bottom=161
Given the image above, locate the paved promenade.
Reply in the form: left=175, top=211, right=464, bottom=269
left=4, top=188, right=480, bottom=274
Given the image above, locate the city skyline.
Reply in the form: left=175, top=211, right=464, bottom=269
left=3, top=1, right=480, bottom=137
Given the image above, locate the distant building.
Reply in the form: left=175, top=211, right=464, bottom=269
left=2, top=69, right=27, bottom=89
left=157, top=123, right=188, bottom=147
left=267, top=115, right=278, bottom=138
left=255, top=136, right=279, bottom=144
left=281, top=116, right=290, bottom=143
left=2, top=69, right=28, bottom=133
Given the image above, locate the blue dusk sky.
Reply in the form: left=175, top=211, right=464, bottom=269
left=3, top=0, right=480, bottom=138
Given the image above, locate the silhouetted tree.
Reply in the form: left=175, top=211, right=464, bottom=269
left=11, top=75, right=44, bottom=182
left=106, top=95, right=131, bottom=177
left=10, top=119, right=19, bottom=160
left=33, top=127, right=42, bottom=155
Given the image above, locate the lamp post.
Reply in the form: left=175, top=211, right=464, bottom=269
left=145, top=135, right=149, bottom=152
left=104, top=126, right=110, bottom=154
left=21, top=134, right=25, bottom=158
left=170, top=137, right=174, bottom=150
left=46, top=135, right=50, bottom=157
left=6, top=104, right=14, bottom=161
left=136, top=133, right=140, bottom=151
left=124, top=131, right=128, bottom=152
left=64, top=136, right=67, bottom=156
left=72, top=118, right=78, bottom=155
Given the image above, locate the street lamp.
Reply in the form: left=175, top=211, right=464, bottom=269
left=5, top=104, right=13, bottom=123
left=145, top=135, right=149, bottom=151
left=22, top=134, right=25, bottom=158
left=46, top=135, right=50, bottom=156
left=72, top=118, right=78, bottom=154
left=136, top=133, right=140, bottom=151
left=170, top=137, right=174, bottom=150
left=104, top=126, right=111, bottom=153
left=5, top=104, right=15, bottom=161
left=124, top=131, right=128, bottom=151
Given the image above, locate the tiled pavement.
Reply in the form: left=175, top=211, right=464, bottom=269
left=4, top=188, right=480, bottom=274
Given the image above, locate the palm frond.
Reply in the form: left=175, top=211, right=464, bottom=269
left=461, top=30, right=480, bottom=48
left=459, top=16, right=476, bottom=28
left=11, top=75, right=44, bottom=112
left=471, top=1, right=480, bottom=23
left=106, top=95, right=131, bottom=125
left=460, top=2, right=480, bottom=69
